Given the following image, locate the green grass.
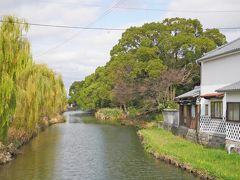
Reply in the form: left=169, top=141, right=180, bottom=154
left=139, top=128, right=240, bottom=179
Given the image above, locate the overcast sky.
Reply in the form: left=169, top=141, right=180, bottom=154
left=1, top=0, right=240, bottom=92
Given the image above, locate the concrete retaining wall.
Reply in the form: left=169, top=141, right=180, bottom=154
left=198, top=132, right=225, bottom=148
left=163, top=125, right=226, bottom=148
left=225, top=140, right=240, bottom=153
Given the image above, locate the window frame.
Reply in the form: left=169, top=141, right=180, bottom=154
left=211, top=101, right=223, bottom=119
left=227, top=102, right=240, bottom=122
left=191, top=105, right=196, bottom=118
left=205, top=104, right=209, bottom=116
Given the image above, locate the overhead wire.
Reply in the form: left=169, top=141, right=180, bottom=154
left=1, top=19, right=240, bottom=31
left=0, top=20, right=125, bottom=31
left=34, top=1, right=240, bottom=13
left=35, top=0, right=126, bottom=58
left=1, top=0, right=240, bottom=57
left=114, top=7, right=240, bottom=13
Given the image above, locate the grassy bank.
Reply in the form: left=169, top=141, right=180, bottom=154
left=138, top=128, right=240, bottom=179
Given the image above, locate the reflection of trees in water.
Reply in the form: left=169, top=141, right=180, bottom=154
left=0, top=113, right=196, bottom=180
left=0, top=126, right=62, bottom=180
left=66, top=111, right=94, bottom=123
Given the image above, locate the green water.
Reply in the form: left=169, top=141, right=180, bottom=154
left=0, top=111, right=197, bottom=180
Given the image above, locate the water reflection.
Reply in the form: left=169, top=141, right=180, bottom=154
left=0, top=125, right=62, bottom=180
left=0, top=112, right=197, bottom=180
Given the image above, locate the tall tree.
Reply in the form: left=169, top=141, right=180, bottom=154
left=69, top=17, right=226, bottom=112
left=0, top=16, right=67, bottom=141
left=0, top=16, right=31, bottom=140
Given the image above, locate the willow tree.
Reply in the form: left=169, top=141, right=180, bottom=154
left=0, top=16, right=31, bottom=140
left=13, top=64, right=67, bottom=134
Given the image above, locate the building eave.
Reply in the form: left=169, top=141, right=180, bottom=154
left=196, top=49, right=240, bottom=65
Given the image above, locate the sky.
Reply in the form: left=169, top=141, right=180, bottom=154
left=1, top=0, right=240, bottom=93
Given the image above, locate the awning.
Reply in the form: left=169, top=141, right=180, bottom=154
left=201, top=93, right=224, bottom=99
left=175, top=86, right=200, bottom=100
left=216, top=80, right=240, bottom=92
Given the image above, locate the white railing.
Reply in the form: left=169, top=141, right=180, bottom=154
left=200, top=116, right=226, bottom=135
left=226, top=122, right=240, bottom=142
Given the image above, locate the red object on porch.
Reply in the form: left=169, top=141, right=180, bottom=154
left=201, top=93, right=224, bottom=99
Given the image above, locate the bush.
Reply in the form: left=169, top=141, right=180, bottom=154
left=155, top=113, right=164, bottom=122
left=95, top=108, right=124, bottom=121
left=128, top=107, right=141, bottom=118
left=165, top=101, right=179, bottom=109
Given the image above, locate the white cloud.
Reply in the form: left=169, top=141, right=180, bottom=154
left=164, top=0, right=240, bottom=41
left=32, top=29, right=123, bottom=90
left=2, top=0, right=240, bottom=92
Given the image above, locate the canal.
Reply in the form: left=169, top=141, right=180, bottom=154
left=0, top=111, right=197, bottom=180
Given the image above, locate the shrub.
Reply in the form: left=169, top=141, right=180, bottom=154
left=155, top=113, right=164, bottom=122
left=128, top=107, right=140, bottom=118
left=95, top=108, right=124, bottom=121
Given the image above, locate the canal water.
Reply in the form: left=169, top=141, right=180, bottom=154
left=0, top=111, right=197, bottom=180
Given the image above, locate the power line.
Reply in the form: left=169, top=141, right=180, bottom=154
left=34, top=1, right=240, bottom=13
left=0, top=20, right=125, bottom=31
left=114, top=7, right=240, bottom=13
left=1, top=19, right=240, bottom=31
left=35, top=0, right=126, bottom=58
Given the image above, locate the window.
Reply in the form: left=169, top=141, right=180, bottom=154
left=191, top=105, right=195, bottom=118
left=183, top=105, right=187, bottom=124
left=211, top=101, right=222, bottom=118
left=227, top=103, right=240, bottom=122
left=205, top=104, right=209, bottom=116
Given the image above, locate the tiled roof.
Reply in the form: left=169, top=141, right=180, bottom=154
left=176, top=86, right=200, bottom=99
left=216, top=81, right=240, bottom=92
left=196, top=37, right=240, bottom=63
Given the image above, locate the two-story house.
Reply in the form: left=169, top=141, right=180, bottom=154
left=197, top=37, right=240, bottom=148
left=176, top=37, right=240, bottom=148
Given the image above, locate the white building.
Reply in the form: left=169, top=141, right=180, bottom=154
left=197, top=37, right=240, bottom=146
left=175, top=37, right=240, bottom=148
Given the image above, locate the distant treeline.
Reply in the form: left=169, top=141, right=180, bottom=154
left=69, top=17, right=226, bottom=115
left=0, top=16, right=67, bottom=141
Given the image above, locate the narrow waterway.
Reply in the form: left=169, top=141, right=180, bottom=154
left=0, top=111, right=197, bottom=180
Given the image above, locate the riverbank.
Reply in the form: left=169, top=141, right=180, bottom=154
left=0, top=114, right=65, bottom=165
left=138, top=128, right=240, bottom=179
left=94, top=108, right=157, bottom=129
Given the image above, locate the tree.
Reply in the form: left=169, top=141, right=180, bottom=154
left=0, top=16, right=67, bottom=140
left=13, top=64, right=67, bottom=134
left=0, top=16, right=31, bottom=140
left=69, top=17, right=226, bottom=113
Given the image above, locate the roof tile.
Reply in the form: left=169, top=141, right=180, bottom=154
left=216, top=81, right=240, bottom=92
left=197, top=37, right=240, bottom=63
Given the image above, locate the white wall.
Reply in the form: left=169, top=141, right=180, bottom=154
left=200, top=98, right=208, bottom=116
left=200, top=52, right=240, bottom=116
left=201, top=52, right=240, bottom=95
left=226, top=92, right=240, bottom=102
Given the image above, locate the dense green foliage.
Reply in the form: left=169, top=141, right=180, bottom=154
left=69, top=18, right=226, bottom=113
left=139, top=128, right=240, bottom=179
left=0, top=16, right=67, bottom=140
left=0, top=16, right=31, bottom=140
